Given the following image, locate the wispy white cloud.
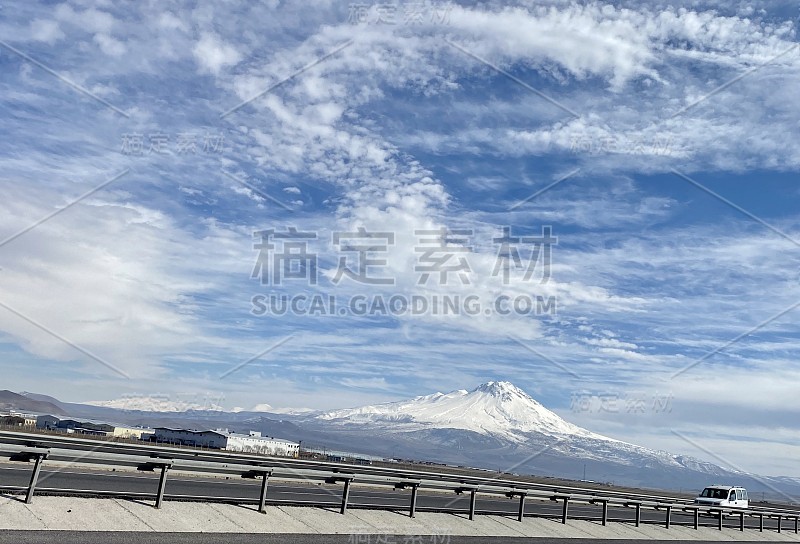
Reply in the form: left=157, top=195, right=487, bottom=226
left=193, top=32, right=242, bottom=75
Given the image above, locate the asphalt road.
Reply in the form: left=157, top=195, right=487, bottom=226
left=0, top=463, right=787, bottom=532
left=0, top=533, right=780, bottom=544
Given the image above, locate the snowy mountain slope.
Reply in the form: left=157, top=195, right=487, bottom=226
left=318, top=381, right=614, bottom=442
left=84, top=396, right=225, bottom=412
left=312, top=381, right=731, bottom=477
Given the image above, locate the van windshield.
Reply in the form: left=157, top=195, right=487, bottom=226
left=700, top=488, right=729, bottom=499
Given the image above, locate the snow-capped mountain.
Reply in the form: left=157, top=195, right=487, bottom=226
left=306, top=381, right=777, bottom=492
left=319, top=381, right=611, bottom=443
left=84, top=396, right=225, bottom=412
left=249, top=403, right=315, bottom=415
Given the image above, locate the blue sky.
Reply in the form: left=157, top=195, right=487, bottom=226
left=1, top=0, right=800, bottom=476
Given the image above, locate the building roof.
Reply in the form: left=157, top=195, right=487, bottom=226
left=39, top=415, right=140, bottom=429
left=153, top=427, right=227, bottom=437
left=112, top=425, right=155, bottom=432
left=226, top=432, right=298, bottom=445
left=153, top=427, right=297, bottom=445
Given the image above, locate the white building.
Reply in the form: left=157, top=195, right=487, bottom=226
left=152, top=428, right=299, bottom=457
left=225, top=431, right=299, bottom=457
left=111, top=425, right=154, bottom=440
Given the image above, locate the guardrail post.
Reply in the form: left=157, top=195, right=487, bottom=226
left=138, top=459, right=173, bottom=509
left=601, top=501, right=608, bottom=526
left=759, top=513, right=763, bottom=532
left=777, top=515, right=782, bottom=534
left=561, top=497, right=569, bottom=524
left=739, top=511, right=744, bottom=532
left=468, top=489, right=477, bottom=521
left=795, top=515, right=798, bottom=534
left=517, top=494, right=526, bottom=522
left=635, top=503, right=641, bottom=527
left=258, top=472, right=270, bottom=513
left=665, top=505, right=671, bottom=529
left=717, top=510, right=723, bottom=530
left=694, top=508, right=699, bottom=530
left=155, top=464, right=169, bottom=509
left=409, top=485, right=419, bottom=518
left=25, top=453, right=46, bottom=504
left=340, top=478, right=351, bottom=515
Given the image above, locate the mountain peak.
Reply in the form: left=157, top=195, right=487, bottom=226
left=318, top=381, right=605, bottom=442
left=473, top=381, right=528, bottom=398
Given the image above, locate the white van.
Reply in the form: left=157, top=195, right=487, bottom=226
left=694, top=485, right=749, bottom=508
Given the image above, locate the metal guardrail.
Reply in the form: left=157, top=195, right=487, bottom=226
left=0, top=430, right=798, bottom=533
left=0, top=431, right=698, bottom=503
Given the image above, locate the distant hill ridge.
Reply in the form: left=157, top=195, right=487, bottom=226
left=0, top=390, right=66, bottom=415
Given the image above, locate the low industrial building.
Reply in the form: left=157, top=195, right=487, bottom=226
left=111, top=425, right=154, bottom=440
left=152, top=428, right=299, bottom=457
left=151, top=428, right=227, bottom=448
left=36, top=416, right=114, bottom=435
left=35, top=415, right=153, bottom=439
left=35, top=415, right=61, bottom=429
